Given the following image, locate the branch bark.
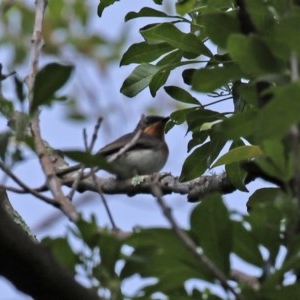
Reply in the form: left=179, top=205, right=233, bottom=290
left=26, top=0, right=78, bottom=221
left=0, top=190, right=101, bottom=300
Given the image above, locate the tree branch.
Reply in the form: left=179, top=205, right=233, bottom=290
left=26, top=0, right=78, bottom=221
left=230, top=269, right=260, bottom=291
left=0, top=190, right=102, bottom=300
left=61, top=171, right=252, bottom=201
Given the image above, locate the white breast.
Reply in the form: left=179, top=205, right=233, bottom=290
left=108, top=148, right=167, bottom=178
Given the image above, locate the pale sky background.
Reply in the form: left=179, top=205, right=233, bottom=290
left=0, top=1, right=262, bottom=299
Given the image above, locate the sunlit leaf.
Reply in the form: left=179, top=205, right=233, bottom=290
left=213, top=145, right=263, bottom=167
left=140, top=23, right=212, bottom=57
left=176, top=0, right=197, bottom=16
left=120, top=42, right=174, bottom=65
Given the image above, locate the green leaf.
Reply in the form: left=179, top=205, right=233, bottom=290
left=0, top=131, right=11, bottom=161
left=97, top=0, right=120, bottom=17
left=212, top=110, right=257, bottom=141
left=180, top=137, right=225, bottom=182
left=237, top=82, right=259, bottom=107
left=271, top=11, right=300, bottom=58
left=7, top=112, right=30, bottom=141
left=120, top=42, right=174, bottom=65
left=224, top=137, right=248, bottom=193
left=97, top=232, right=122, bottom=277
left=149, top=70, right=170, bottom=97
left=0, top=98, right=14, bottom=118
left=120, top=64, right=160, bottom=97
left=180, top=142, right=211, bottom=181
left=246, top=189, right=284, bottom=263
left=30, top=63, right=74, bottom=114
left=63, top=150, right=113, bottom=171
left=125, top=7, right=168, bottom=21
left=176, top=0, right=197, bottom=16
left=188, top=131, right=210, bottom=152
left=14, top=76, right=25, bottom=103
left=207, top=0, right=233, bottom=8
left=213, top=145, right=263, bottom=167
left=232, top=220, right=264, bottom=267
left=260, top=138, right=293, bottom=181
left=182, top=68, right=196, bottom=85
left=256, top=83, right=300, bottom=140
left=140, top=23, right=212, bottom=57
left=165, top=108, right=194, bottom=132
left=190, top=193, right=232, bottom=274
left=246, top=187, right=286, bottom=211
left=148, top=50, right=184, bottom=96
left=164, top=86, right=200, bottom=105
left=262, top=285, right=300, bottom=300
left=186, top=108, right=224, bottom=132
left=121, top=228, right=212, bottom=283
left=192, top=63, right=242, bottom=92
left=255, top=157, right=285, bottom=183
left=227, top=34, right=282, bottom=76
left=42, top=237, right=79, bottom=274
left=202, top=12, right=240, bottom=48
left=75, top=217, right=100, bottom=248
left=225, top=162, right=248, bottom=192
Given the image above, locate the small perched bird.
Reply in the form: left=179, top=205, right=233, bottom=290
left=97, top=115, right=169, bottom=179
left=59, top=115, right=170, bottom=179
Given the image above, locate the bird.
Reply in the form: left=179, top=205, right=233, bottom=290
left=96, top=115, right=169, bottom=179
left=60, top=115, right=170, bottom=179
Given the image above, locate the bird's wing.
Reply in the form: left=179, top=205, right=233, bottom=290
left=98, top=133, right=158, bottom=156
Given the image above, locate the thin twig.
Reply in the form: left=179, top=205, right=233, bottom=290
left=0, top=161, right=57, bottom=206
left=88, top=117, right=103, bottom=152
left=67, top=168, right=84, bottom=201
left=230, top=269, right=260, bottom=291
left=83, top=123, right=118, bottom=230
left=151, top=179, right=243, bottom=300
left=203, top=96, right=232, bottom=108
left=66, top=116, right=102, bottom=200
left=66, top=128, right=89, bottom=200
left=26, top=0, right=47, bottom=90
left=107, top=115, right=145, bottom=164
left=91, top=171, right=118, bottom=230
